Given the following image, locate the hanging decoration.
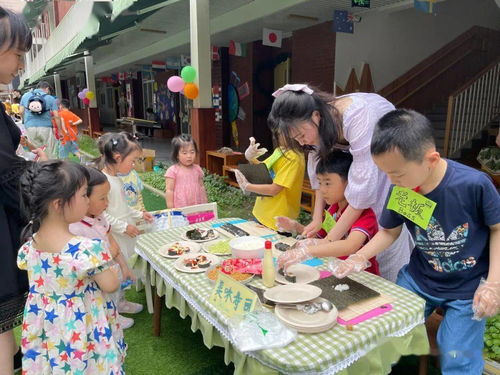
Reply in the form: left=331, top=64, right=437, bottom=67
left=262, top=28, right=283, bottom=48
left=211, top=46, right=220, bottom=61
left=181, top=66, right=196, bottom=83
left=229, top=40, right=246, bottom=57
left=414, top=0, right=436, bottom=13
left=166, top=66, right=199, bottom=100
left=77, top=87, right=95, bottom=106
left=152, top=60, right=166, bottom=71
left=333, top=10, right=354, bottom=34
left=212, top=85, right=222, bottom=122
left=167, top=76, right=185, bottom=92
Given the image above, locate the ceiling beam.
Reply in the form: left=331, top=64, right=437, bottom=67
left=94, top=0, right=310, bottom=74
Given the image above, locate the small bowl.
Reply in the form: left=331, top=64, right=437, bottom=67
left=229, top=236, right=266, bottom=259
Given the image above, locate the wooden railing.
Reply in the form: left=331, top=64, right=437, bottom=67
left=443, top=58, right=500, bottom=157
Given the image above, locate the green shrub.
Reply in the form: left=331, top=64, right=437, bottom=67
left=78, top=135, right=99, bottom=157
left=485, top=315, right=500, bottom=361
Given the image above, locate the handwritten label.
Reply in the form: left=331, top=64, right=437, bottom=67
left=321, top=210, right=336, bottom=232
left=209, top=272, right=258, bottom=318
left=387, top=186, right=436, bottom=229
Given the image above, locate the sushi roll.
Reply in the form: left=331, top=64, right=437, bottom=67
left=275, top=242, right=291, bottom=252
left=183, top=258, right=198, bottom=268
left=278, top=268, right=296, bottom=283
left=196, top=255, right=212, bottom=268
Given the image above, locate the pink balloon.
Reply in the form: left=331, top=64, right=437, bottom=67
left=167, top=76, right=185, bottom=92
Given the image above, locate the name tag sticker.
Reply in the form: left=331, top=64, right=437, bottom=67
left=387, top=186, right=436, bottom=229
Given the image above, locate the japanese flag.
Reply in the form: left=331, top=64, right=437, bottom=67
left=262, top=28, right=282, bottom=48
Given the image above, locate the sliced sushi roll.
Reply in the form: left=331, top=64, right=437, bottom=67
left=275, top=242, right=291, bottom=252
left=196, top=255, right=212, bottom=268
left=183, top=258, right=198, bottom=268
left=278, top=267, right=296, bottom=283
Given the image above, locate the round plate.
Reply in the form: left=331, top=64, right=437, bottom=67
left=203, top=240, right=232, bottom=256
left=182, top=228, right=219, bottom=243
left=263, top=284, right=322, bottom=304
left=275, top=264, right=320, bottom=285
left=174, top=253, right=220, bottom=273
left=205, top=265, right=254, bottom=284
left=275, top=297, right=338, bottom=333
left=158, top=241, right=201, bottom=259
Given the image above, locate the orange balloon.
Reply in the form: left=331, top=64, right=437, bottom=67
left=184, top=83, right=199, bottom=100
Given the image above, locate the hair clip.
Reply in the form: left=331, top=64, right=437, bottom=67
left=272, top=84, right=314, bottom=98
left=29, top=220, right=33, bottom=225
left=112, top=139, right=118, bottom=146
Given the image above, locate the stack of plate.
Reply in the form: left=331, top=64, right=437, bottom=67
left=264, top=284, right=338, bottom=334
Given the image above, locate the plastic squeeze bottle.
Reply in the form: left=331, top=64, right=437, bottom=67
left=262, top=241, right=275, bottom=288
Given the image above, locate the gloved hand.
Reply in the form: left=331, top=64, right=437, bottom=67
left=472, top=279, right=500, bottom=320
left=275, top=216, right=300, bottom=233
left=277, top=246, right=313, bottom=271
left=329, top=253, right=371, bottom=279
left=245, top=137, right=268, bottom=162
left=232, top=169, right=250, bottom=195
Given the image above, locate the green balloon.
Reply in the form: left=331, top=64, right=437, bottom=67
left=181, top=66, right=196, bottom=83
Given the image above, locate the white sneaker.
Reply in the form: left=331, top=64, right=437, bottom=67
left=118, top=300, right=143, bottom=314
left=118, top=314, right=134, bottom=329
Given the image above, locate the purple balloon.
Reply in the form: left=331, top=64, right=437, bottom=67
left=78, top=91, right=86, bottom=100
left=82, top=88, right=89, bottom=94
left=167, top=76, right=185, bottom=93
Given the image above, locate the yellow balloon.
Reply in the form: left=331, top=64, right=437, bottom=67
left=86, top=91, right=95, bottom=100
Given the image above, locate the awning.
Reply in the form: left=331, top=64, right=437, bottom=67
left=22, top=0, right=48, bottom=28
left=111, top=0, right=139, bottom=21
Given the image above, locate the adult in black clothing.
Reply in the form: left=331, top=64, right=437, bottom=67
left=0, top=7, right=46, bottom=373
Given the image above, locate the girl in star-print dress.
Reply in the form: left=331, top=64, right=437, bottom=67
left=17, top=161, right=126, bottom=374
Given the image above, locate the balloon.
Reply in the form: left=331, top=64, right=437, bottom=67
left=181, top=66, right=196, bottom=83
left=167, top=76, right=185, bottom=92
left=184, top=83, right=199, bottom=100
left=83, top=98, right=90, bottom=105
left=86, top=91, right=95, bottom=100
left=77, top=91, right=86, bottom=100
left=82, top=88, right=89, bottom=94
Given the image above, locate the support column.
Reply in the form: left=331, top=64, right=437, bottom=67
left=53, top=73, right=62, bottom=99
left=189, top=0, right=211, bottom=108
left=83, top=51, right=102, bottom=136
left=189, top=0, right=215, bottom=166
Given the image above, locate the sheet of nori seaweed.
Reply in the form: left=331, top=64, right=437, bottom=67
left=310, top=276, right=380, bottom=311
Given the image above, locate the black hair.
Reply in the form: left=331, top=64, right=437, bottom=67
left=85, top=166, right=108, bottom=196
left=371, top=109, right=436, bottom=162
left=37, top=80, right=52, bottom=91
left=19, top=160, right=89, bottom=242
left=171, top=134, right=198, bottom=163
left=316, top=150, right=353, bottom=180
left=60, top=99, right=70, bottom=108
left=13, top=96, right=20, bottom=104
left=267, top=85, right=341, bottom=159
left=94, top=131, right=142, bottom=169
left=0, top=6, right=32, bottom=52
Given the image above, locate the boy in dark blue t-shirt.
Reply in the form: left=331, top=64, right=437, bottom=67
left=332, top=109, right=500, bottom=374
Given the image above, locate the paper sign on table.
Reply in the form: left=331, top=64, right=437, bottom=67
left=209, top=272, right=258, bottom=318
left=386, top=186, right=436, bottom=229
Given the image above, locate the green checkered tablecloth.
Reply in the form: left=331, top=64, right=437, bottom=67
left=132, top=218, right=429, bottom=374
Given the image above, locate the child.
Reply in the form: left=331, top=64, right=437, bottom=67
left=17, top=160, right=126, bottom=374
left=232, top=136, right=305, bottom=230
left=70, top=166, right=136, bottom=329
left=58, top=99, right=82, bottom=159
left=332, top=109, right=500, bottom=373
left=165, top=134, right=207, bottom=208
left=96, top=132, right=153, bottom=314
left=277, top=150, right=380, bottom=275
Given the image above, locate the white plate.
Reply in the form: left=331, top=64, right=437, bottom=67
left=205, top=265, right=254, bottom=284
left=275, top=297, right=338, bottom=333
left=264, top=284, right=322, bottom=304
left=174, top=253, right=220, bottom=273
left=275, top=264, right=320, bottom=285
left=203, top=240, right=232, bottom=256
left=158, top=241, right=201, bottom=259
left=182, top=228, right=219, bottom=243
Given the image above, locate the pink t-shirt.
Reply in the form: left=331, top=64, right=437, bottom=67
left=69, top=214, right=111, bottom=248
left=165, top=163, right=208, bottom=208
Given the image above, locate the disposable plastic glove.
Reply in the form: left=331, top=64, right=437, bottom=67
left=275, top=216, right=300, bottom=233
left=329, top=253, right=371, bottom=279
left=232, top=169, right=250, bottom=195
left=245, top=137, right=268, bottom=161
left=472, top=279, right=500, bottom=320
left=277, top=239, right=321, bottom=270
